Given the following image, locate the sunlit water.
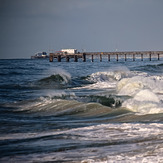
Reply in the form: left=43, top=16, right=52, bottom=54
left=0, top=57, right=163, bottom=162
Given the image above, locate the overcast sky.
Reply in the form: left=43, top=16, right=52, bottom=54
left=0, top=0, right=163, bottom=59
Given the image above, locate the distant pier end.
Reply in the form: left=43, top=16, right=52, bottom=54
left=49, top=51, right=163, bottom=62
left=31, top=52, right=48, bottom=59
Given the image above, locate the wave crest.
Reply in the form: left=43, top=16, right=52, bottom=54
left=88, top=71, right=129, bottom=83
left=40, top=74, right=70, bottom=84
left=37, top=69, right=71, bottom=88
left=117, top=75, right=163, bottom=114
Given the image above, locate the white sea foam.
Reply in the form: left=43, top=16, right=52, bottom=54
left=1, top=123, right=162, bottom=142
left=117, top=74, right=163, bottom=114
left=1, top=123, right=162, bottom=162
left=117, top=77, right=144, bottom=96
left=43, top=90, right=76, bottom=99
left=117, top=75, right=163, bottom=96
left=76, top=68, right=131, bottom=90
left=134, top=89, right=159, bottom=102
left=88, top=69, right=130, bottom=83
left=72, top=81, right=117, bottom=90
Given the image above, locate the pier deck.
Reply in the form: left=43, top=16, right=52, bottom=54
left=49, top=51, right=163, bottom=62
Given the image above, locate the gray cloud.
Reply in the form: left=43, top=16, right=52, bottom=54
left=0, top=0, right=163, bottom=59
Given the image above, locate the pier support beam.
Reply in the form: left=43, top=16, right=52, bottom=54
left=149, top=53, right=151, bottom=61
left=108, top=54, right=110, bottom=62
left=100, top=54, right=102, bottom=62
left=66, top=56, right=69, bottom=62
left=74, top=55, right=78, bottom=62
left=49, top=54, right=53, bottom=62
left=125, top=54, right=127, bottom=61
left=133, top=54, right=135, bottom=61
left=83, top=53, right=86, bottom=62
left=158, top=53, right=160, bottom=60
left=57, top=55, right=61, bottom=62
left=116, top=54, right=118, bottom=62
left=141, top=54, right=143, bottom=61
left=91, top=55, right=94, bottom=62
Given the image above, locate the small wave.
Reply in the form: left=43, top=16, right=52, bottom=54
left=0, top=71, right=23, bottom=76
left=78, top=95, right=122, bottom=108
left=37, top=74, right=93, bottom=89
left=37, top=71, right=71, bottom=89
left=157, top=63, right=163, bottom=67
left=40, top=74, right=68, bottom=83
left=0, top=84, right=29, bottom=90
left=11, top=97, right=129, bottom=119
left=135, top=63, right=163, bottom=73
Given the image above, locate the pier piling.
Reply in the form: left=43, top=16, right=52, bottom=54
left=49, top=54, right=53, bottom=62
left=116, top=54, right=118, bottom=62
left=108, top=54, right=110, bottom=62
left=100, top=54, right=102, bottom=62
left=125, top=54, right=127, bottom=61
left=57, top=55, right=61, bottom=62
left=133, top=54, right=135, bottom=61
left=91, top=55, right=94, bottom=62
left=83, top=53, right=86, bottom=62
left=149, top=53, right=152, bottom=61
left=141, top=54, right=143, bottom=61
left=66, top=56, right=69, bottom=62
left=74, top=55, right=78, bottom=62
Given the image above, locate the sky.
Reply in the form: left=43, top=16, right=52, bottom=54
left=0, top=0, right=163, bottom=59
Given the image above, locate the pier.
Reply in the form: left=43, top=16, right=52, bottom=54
left=49, top=51, right=163, bottom=62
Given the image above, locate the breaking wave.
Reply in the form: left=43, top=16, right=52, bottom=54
left=76, top=68, right=132, bottom=90
left=117, top=74, right=163, bottom=114
left=3, top=96, right=163, bottom=124
left=36, top=68, right=72, bottom=89
left=39, top=74, right=70, bottom=84
left=12, top=98, right=124, bottom=118
left=87, top=68, right=130, bottom=83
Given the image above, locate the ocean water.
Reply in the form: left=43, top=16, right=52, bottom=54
left=0, top=56, right=163, bottom=163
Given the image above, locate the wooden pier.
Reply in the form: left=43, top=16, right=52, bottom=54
left=49, top=51, right=163, bottom=62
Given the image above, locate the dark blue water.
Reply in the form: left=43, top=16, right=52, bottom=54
left=0, top=58, right=163, bottom=162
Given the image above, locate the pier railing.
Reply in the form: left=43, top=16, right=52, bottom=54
left=49, top=51, right=163, bottom=62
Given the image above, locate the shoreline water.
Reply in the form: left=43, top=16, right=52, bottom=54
left=0, top=59, right=163, bottom=162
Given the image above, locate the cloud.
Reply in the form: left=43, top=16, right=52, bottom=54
left=0, top=0, right=94, bottom=19
left=1, top=0, right=163, bottom=59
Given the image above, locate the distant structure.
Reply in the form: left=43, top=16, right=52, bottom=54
left=49, top=50, right=163, bottom=62
left=61, top=49, right=77, bottom=54
left=31, top=52, right=48, bottom=59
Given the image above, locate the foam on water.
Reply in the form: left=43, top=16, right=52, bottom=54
left=1, top=59, right=163, bottom=163
left=45, top=67, right=163, bottom=115
left=87, top=66, right=130, bottom=83
left=134, top=89, right=159, bottom=102
left=70, top=66, right=163, bottom=115
left=73, top=67, right=131, bottom=90
left=117, top=75, right=163, bottom=95
left=1, top=123, right=162, bottom=162
left=117, top=74, right=163, bottom=114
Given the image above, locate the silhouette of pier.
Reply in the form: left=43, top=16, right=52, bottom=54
left=49, top=51, right=163, bottom=62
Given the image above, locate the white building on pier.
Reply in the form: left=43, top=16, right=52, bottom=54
left=61, top=49, right=77, bottom=54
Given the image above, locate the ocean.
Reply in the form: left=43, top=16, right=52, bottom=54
left=0, top=56, right=163, bottom=163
